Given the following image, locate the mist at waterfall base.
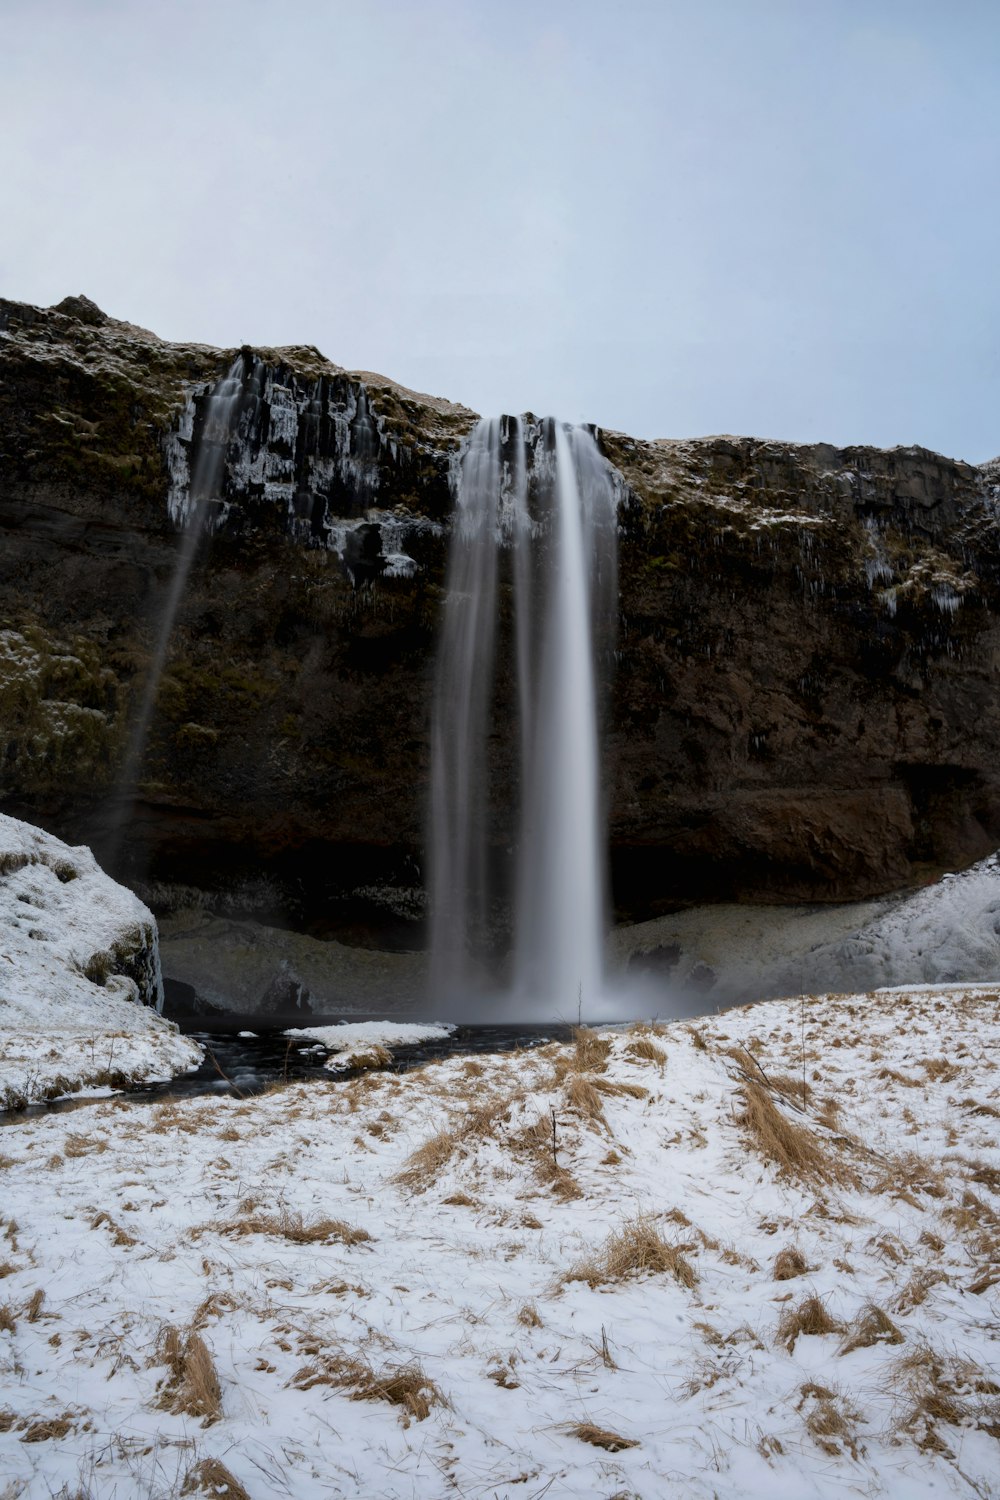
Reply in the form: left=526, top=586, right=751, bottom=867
left=429, top=416, right=662, bottom=1025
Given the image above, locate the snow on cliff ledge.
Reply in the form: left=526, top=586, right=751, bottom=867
left=0, top=813, right=200, bottom=1107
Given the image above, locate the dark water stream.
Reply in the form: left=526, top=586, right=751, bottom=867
left=6, top=1023, right=570, bottom=1117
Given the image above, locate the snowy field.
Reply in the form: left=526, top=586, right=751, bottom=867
left=0, top=985, right=998, bottom=1499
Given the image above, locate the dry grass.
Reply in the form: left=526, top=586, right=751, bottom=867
left=348, top=1044, right=393, bottom=1071
left=571, top=1027, right=612, bottom=1073
left=181, top=1458, right=251, bottom=1500
left=839, top=1304, right=904, bottom=1355
left=20, top=1416, right=74, bottom=1443
left=891, top=1344, right=1000, bottom=1450
left=0, top=1304, right=14, bottom=1334
left=563, top=1073, right=607, bottom=1124
left=563, top=1421, right=639, bottom=1452
left=625, top=1036, right=667, bottom=1067
left=394, top=1092, right=522, bottom=1190
left=221, top=1210, right=371, bottom=1246
left=959, top=1095, right=1000, bottom=1120
left=25, top=1289, right=44, bottom=1323
left=921, top=1057, right=960, bottom=1083
left=563, top=1215, right=697, bottom=1290
left=157, top=1325, right=222, bottom=1424
left=775, top=1295, right=844, bottom=1353
left=738, top=1083, right=854, bottom=1185
left=441, top=1192, right=478, bottom=1208
left=291, top=1350, right=444, bottom=1425
left=511, top=1114, right=583, bottom=1200
left=517, top=1301, right=543, bottom=1328
left=63, top=1132, right=107, bottom=1158
left=895, top=1269, right=948, bottom=1310
left=772, top=1246, right=809, bottom=1281
left=769, top=1074, right=812, bottom=1108
left=797, top=1382, right=863, bottom=1460
left=91, top=1211, right=137, bottom=1248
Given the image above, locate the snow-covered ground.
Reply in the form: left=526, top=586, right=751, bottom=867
left=1, top=984, right=997, bottom=1498
left=0, top=814, right=200, bottom=1107
left=619, top=851, right=1000, bottom=1008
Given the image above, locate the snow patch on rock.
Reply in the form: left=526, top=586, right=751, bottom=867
left=0, top=813, right=201, bottom=1107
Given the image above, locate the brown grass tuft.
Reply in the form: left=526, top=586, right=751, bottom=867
left=0, top=1304, right=14, bottom=1334
left=564, top=1215, right=697, bottom=1290
left=220, top=1210, right=370, bottom=1246
left=182, top=1458, right=251, bottom=1500
left=348, top=1045, right=393, bottom=1072
left=571, top=1027, right=612, bottom=1073
left=157, top=1325, right=222, bottom=1424
left=895, top=1268, right=948, bottom=1309
left=20, top=1416, right=73, bottom=1443
left=625, top=1036, right=667, bottom=1067
left=441, top=1192, right=478, bottom=1208
left=394, top=1093, right=522, bottom=1189
left=25, top=1289, right=44, bottom=1323
left=772, top=1246, right=809, bottom=1281
left=517, top=1301, right=542, bottom=1328
left=91, top=1211, right=137, bottom=1248
left=738, top=1083, right=853, bottom=1185
left=563, top=1421, right=638, bottom=1452
left=797, top=1382, right=863, bottom=1459
left=564, top=1073, right=607, bottom=1124
left=891, top=1344, right=1000, bottom=1449
left=292, top=1351, right=444, bottom=1425
left=592, top=1078, right=648, bottom=1101
left=775, top=1295, right=844, bottom=1353
left=839, top=1304, right=904, bottom=1355
left=63, top=1133, right=108, bottom=1158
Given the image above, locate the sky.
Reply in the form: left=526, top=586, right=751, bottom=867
left=2, top=0, right=999, bottom=461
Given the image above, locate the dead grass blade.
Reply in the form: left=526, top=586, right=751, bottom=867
left=563, top=1421, right=638, bottom=1452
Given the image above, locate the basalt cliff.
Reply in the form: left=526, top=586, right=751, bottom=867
left=2, top=293, right=999, bottom=945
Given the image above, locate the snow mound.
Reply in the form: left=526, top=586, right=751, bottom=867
left=780, top=852, right=1000, bottom=993
left=286, top=1020, right=454, bottom=1069
left=0, top=813, right=201, bottom=1106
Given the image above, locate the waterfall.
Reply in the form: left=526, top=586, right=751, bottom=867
left=105, top=357, right=245, bottom=863
left=429, top=415, right=618, bottom=1019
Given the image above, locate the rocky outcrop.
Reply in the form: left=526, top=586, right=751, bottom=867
left=0, top=811, right=199, bottom=1106
left=2, top=293, right=1000, bottom=940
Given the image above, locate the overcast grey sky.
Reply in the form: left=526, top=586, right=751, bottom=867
left=2, top=0, right=998, bottom=459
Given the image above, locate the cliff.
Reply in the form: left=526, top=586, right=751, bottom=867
left=2, top=293, right=999, bottom=941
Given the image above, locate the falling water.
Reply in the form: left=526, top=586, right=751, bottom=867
left=429, top=416, right=618, bottom=1019
left=105, top=358, right=245, bottom=864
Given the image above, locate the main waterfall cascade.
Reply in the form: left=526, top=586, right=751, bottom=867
left=429, top=416, right=619, bottom=1020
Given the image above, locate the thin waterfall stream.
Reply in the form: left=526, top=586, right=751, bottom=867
left=104, top=358, right=245, bottom=864
left=429, top=416, right=618, bottom=1020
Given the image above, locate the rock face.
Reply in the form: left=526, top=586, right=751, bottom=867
left=2, top=293, right=1000, bottom=943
